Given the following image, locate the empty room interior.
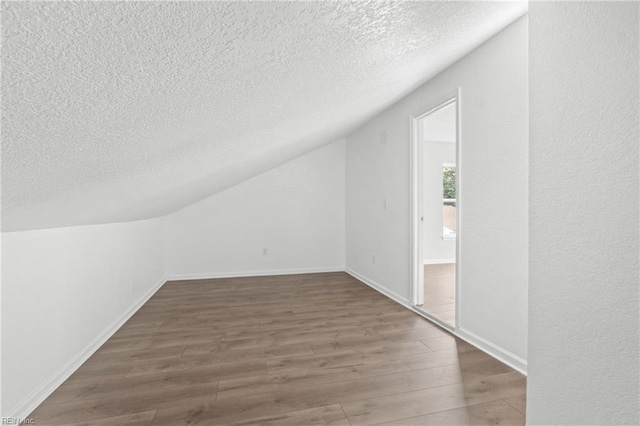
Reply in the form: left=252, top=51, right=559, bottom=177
left=1, top=2, right=638, bottom=425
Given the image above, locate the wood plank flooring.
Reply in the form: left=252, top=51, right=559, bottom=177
left=27, top=272, right=525, bottom=425
left=420, top=263, right=456, bottom=325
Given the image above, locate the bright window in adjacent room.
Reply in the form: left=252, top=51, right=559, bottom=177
left=442, top=164, right=456, bottom=239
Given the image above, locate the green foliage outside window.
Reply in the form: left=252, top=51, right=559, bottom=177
left=443, top=166, right=456, bottom=199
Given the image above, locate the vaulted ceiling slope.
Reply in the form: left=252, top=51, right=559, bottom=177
left=1, top=1, right=527, bottom=231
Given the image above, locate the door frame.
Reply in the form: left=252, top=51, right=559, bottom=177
left=409, top=88, right=461, bottom=330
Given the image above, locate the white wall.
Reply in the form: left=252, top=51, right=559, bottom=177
left=423, top=141, right=456, bottom=263
left=528, top=3, right=639, bottom=425
left=0, top=138, right=345, bottom=420
left=345, top=16, right=528, bottom=368
left=422, top=102, right=456, bottom=143
left=1, top=218, right=165, bottom=419
left=165, top=140, right=345, bottom=279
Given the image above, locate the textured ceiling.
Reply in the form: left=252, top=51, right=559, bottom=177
left=1, top=1, right=527, bottom=231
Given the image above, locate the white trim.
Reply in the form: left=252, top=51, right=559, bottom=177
left=424, top=139, right=455, bottom=144
left=455, top=328, right=527, bottom=375
left=411, top=306, right=456, bottom=334
left=410, top=88, right=462, bottom=323
left=166, top=266, right=345, bottom=282
left=345, top=269, right=411, bottom=306
left=409, top=111, right=424, bottom=306
left=6, top=277, right=167, bottom=420
left=9, top=266, right=526, bottom=420
left=345, top=268, right=527, bottom=376
left=423, top=258, right=456, bottom=265
left=454, top=90, right=462, bottom=328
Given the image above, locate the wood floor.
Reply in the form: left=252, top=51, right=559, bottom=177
left=420, top=263, right=456, bottom=325
left=28, top=272, right=525, bottom=425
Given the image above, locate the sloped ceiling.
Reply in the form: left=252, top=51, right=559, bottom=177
left=1, top=1, right=527, bottom=231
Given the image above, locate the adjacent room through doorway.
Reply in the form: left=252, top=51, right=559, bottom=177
left=412, top=96, right=458, bottom=328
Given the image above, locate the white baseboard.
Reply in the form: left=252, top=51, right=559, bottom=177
left=7, top=267, right=344, bottom=419
left=423, top=258, right=456, bottom=265
left=166, top=266, right=345, bottom=282
left=9, top=266, right=526, bottom=420
left=344, top=268, right=411, bottom=306
left=6, top=277, right=167, bottom=420
left=345, top=267, right=527, bottom=376
left=454, top=328, right=527, bottom=375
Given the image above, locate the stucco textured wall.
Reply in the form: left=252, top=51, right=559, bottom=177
left=528, top=3, right=640, bottom=424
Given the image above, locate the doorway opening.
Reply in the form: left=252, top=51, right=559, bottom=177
left=410, top=91, right=460, bottom=330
